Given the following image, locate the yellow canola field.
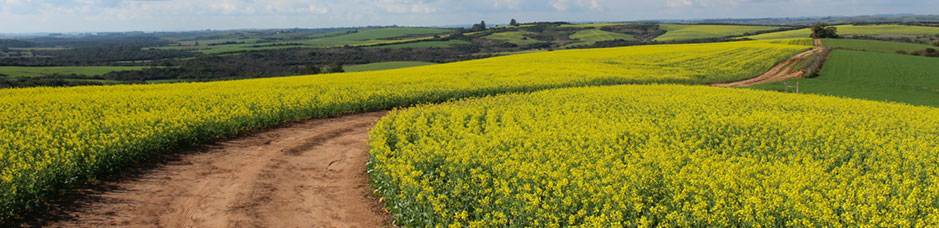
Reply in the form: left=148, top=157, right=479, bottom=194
left=0, top=39, right=807, bottom=218
left=369, top=85, right=939, bottom=227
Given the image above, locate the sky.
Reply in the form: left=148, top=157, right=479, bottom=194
left=0, top=0, right=936, bottom=33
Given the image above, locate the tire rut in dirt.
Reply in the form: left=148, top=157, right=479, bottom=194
left=34, top=111, right=391, bottom=228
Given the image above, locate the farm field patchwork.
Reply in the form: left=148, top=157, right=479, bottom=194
left=366, top=40, right=470, bottom=49
left=0, top=66, right=154, bottom=77
left=655, top=24, right=783, bottom=41
left=344, top=61, right=438, bottom=72
left=559, top=23, right=632, bottom=28
left=369, top=85, right=939, bottom=227
left=565, top=29, right=637, bottom=47
left=747, top=24, right=939, bottom=40
left=483, top=31, right=542, bottom=46
left=159, top=27, right=453, bottom=54
left=0, top=39, right=809, bottom=219
left=750, top=50, right=939, bottom=107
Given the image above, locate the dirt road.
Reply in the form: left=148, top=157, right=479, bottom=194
left=40, top=112, right=390, bottom=228
left=713, top=39, right=823, bottom=87
left=24, top=40, right=828, bottom=228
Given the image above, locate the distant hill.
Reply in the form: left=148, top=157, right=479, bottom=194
left=680, top=14, right=939, bottom=26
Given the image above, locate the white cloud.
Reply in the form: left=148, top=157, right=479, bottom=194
left=264, top=1, right=329, bottom=14
left=211, top=1, right=239, bottom=14
left=376, top=0, right=437, bottom=14
left=666, top=0, right=693, bottom=8
left=664, top=0, right=786, bottom=8
left=551, top=0, right=601, bottom=11
left=493, top=0, right=522, bottom=9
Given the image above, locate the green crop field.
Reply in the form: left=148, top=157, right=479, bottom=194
left=750, top=50, right=939, bottom=107
left=821, top=38, right=937, bottom=53
left=483, top=31, right=542, bottom=46
left=565, top=29, right=636, bottom=47
left=367, top=40, right=470, bottom=49
left=0, top=66, right=153, bottom=78
left=655, top=24, right=783, bottom=41
left=344, top=61, right=438, bottom=72
left=747, top=24, right=939, bottom=39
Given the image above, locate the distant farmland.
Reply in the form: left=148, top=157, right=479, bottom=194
left=655, top=24, right=783, bottom=41
left=156, top=27, right=454, bottom=54
left=747, top=24, right=939, bottom=39
left=565, top=29, right=637, bottom=47
left=483, top=31, right=543, bottom=46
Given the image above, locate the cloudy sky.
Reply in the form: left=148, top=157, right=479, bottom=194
left=1, top=0, right=936, bottom=33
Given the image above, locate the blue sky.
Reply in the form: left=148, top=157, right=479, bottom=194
left=0, top=0, right=936, bottom=33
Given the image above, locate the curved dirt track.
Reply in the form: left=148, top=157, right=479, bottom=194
left=42, top=112, right=391, bottom=228
left=22, top=40, right=827, bottom=228
left=713, top=39, right=823, bottom=87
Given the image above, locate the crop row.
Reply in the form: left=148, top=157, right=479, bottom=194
left=369, top=85, right=939, bottom=227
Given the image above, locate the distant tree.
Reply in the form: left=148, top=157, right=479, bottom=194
left=326, top=62, right=344, bottom=73
left=810, top=23, right=838, bottom=38
left=194, top=41, right=200, bottom=46
left=510, top=19, right=519, bottom=26
left=304, top=64, right=321, bottom=74
left=472, top=21, right=487, bottom=31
